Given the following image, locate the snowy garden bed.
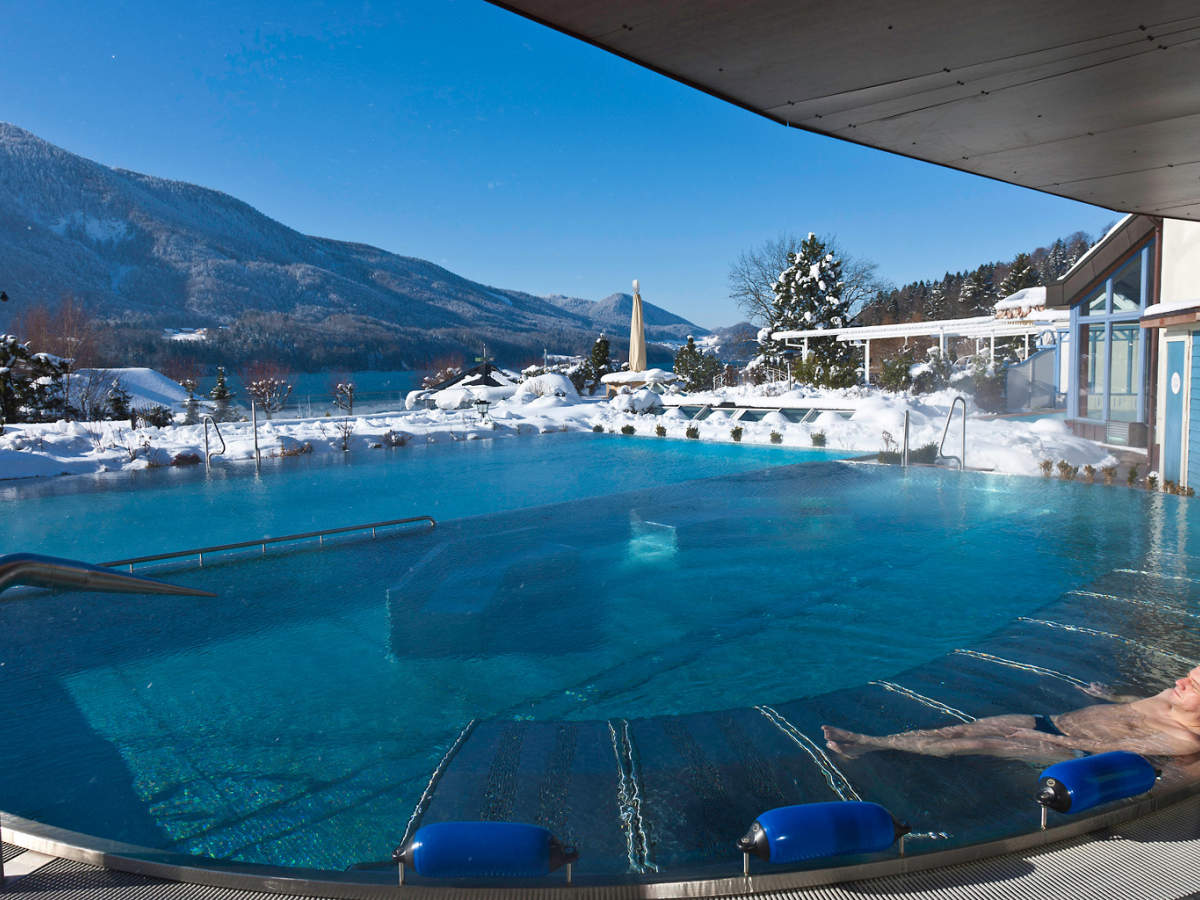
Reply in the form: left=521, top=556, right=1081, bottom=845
left=0, top=383, right=1116, bottom=483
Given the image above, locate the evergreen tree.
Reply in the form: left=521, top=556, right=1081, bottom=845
left=957, top=273, right=983, bottom=316
left=1042, top=238, right=1069, bottom=281
left=209, top=366, right=234, bottom=421
left=0, top=334, right=70, bottom=428
left=106, top=379, right=132, bottom=421
left=579, top=334, right=612, bottom=395
left=673, top=335, right=722, bottom=391
left=180, top=378, right=201, bottom=425
left=923, top=284, right=947, bottom=320
left=760, top=233, right=857, bottom=387
left=998, top=252, right=1041, bottom=300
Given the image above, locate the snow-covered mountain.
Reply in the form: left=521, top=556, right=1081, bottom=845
left=0, top=123, right=704, bottom=365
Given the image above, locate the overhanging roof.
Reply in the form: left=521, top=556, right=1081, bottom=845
left=488, top=2, right=1200, bottom=220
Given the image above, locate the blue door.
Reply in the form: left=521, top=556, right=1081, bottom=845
left=1164, top=340, right=1185, bottom=483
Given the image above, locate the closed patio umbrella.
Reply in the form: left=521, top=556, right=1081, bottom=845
left=629, top=279, right=647, bottom=373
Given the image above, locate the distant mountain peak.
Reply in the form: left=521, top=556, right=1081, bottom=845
left=0, top=123, right=704, bottom=368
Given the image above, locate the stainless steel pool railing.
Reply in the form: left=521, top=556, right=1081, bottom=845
left=201, top=416, right=226, bottom=472
left=101, top=514, right=437, bottom=572
left=0, top=553, right=217, bottom=598
left=938, top=396, right=967, bottom=470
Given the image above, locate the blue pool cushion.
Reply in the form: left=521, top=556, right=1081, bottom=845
left=739, top=801, right=908, bottom=864
left=1037, top=751, right=1158, bottom=814
left=395, top=821, right=578, bottom=878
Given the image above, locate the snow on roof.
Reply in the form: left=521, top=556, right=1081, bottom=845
left=600, top=367, right=678, bottom=384
left=1143, top=298, right=1200, bottom=319
left=71, top=367, right=190, bottom=409
left=994, top=286, right=1047, bottom=310
left=1060, top=214, right=1134, bottom=280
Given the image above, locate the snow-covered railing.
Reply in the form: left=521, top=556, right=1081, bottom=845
left=102, top=514, right=437, bottom=572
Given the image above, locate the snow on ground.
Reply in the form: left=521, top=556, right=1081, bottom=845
left=0, top=382, right=1116, bottom=482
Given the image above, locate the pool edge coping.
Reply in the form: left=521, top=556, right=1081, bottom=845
left=3, top=782, right=1197, bottom=898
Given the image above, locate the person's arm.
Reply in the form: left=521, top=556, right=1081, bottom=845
left=1078, top=682, right=1143, bottom=704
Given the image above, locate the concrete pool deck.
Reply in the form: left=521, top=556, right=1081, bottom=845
left=4, top=788, right=1200, bottom=898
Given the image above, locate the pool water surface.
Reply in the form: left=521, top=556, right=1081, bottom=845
left=0, top=439, right=1197, bottom=881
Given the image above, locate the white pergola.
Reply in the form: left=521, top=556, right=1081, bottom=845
left=772, top=310, right=1068, bottom=379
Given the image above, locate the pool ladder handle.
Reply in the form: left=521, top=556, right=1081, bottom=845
left=202, top=415, right=226, bottom=472
left=937, top=395, right=967, bottom=470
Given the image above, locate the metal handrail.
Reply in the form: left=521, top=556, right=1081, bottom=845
left=902, top=409, right=910, bottom=468
left=938, top=396, right=968, bottom=470
left=201, top=415, right=226, bottom=471
left=102, top=514, right=437, bottom=571
left=0, top=553, right=216, bottom=598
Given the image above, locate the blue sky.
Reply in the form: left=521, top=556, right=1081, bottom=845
left=3, top=0, right=1118, bottom=328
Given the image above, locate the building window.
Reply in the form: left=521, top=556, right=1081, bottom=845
left=1073, top=238, right=1153, bottom=424
left=1108, top=324, right=1139, bottom=422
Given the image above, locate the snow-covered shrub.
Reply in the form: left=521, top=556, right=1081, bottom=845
left=655, top=423, right=667, bottom=437
left=910, top=348, right=953, bottom=394
left=1040, top=459, right=1053, bottom=477
left=611, top=388, right=661, bottom=414
left=769, top=430, right=782, bottom=444
left=877, top=348, right=916, bottom=393
left=522, top=373, right=576, bottom=398
left=171, top=451, right=202, bottom=466
left=592, top=423, right=604, bottom=433
left=382, top=429, right=409, bottom=447
left=1103, top=465, right=1117, bottom=485
left=811, top=430, right=826, bottom=447
left=1083, top=464, right=1096, bottom=483
left=278, top=436, right=313, bottom=456
left=953, top=355, right=1006, bottom=413
left=620, top=424, right=635, bottom=435
left=133, top=405, right=173, bottom=428
left=730, top=425, right=743, bottom=442
left=1056, top=460, right=1077, bottom=481
left=685, top=425, right=700, bottom=439
left=1126, top=464, right=1139, bottom=486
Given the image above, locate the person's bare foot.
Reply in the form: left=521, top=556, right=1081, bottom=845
left=821, top=725, right=873, bottom=759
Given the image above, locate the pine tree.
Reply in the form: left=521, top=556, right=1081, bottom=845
left=673, top=335, right=722, bottom=391
left=761, top=233, right=857, bottom=387
left=1043, top=238, right=1069, bottom=281
left=0, top=334, right=71, bottom=429
left=923, top=284, right=946, bottom=320
left=106, top=378, right=132, bottom=421
left=209, top=366, right=234, bottom=421
left=997, top=252, right=1041, bottom=300
left=581, top=334, right=611, bottom=395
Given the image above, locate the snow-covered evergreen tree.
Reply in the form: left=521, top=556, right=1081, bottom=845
left=209, top=366, right=234, bottom=421
left=673, top=335, right=721, bottom=391
left=0, top=334, right=71, bottom=429
left=923, top=285, right=946, bottom=320
left=958, top=273, right=983, bottom=315
left=998, top=252, right=1041, bottom=299
left=758, top=233, right=857, bottom=387
left=1042, top=238, right=1069, bottom=281
left=106, top=379, right=132, bottom=421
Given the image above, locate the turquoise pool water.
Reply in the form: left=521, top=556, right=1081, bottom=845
left=0, top=439, right=1197, bottom=882
left=0, top=433, right=850, bottom=561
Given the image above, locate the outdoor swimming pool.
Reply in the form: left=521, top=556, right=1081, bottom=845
left=0, top=435, right=1197, bottom=883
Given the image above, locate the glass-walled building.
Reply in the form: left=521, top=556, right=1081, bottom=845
left=1048, top=215, right=1159, bottom=448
